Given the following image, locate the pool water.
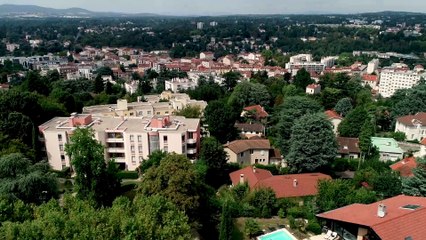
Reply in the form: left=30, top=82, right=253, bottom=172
left=257, top=229, right=297, bottom=240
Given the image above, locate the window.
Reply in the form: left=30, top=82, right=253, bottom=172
left=58, top=134, right=63, bottom=141
left=139, top=156, right=143, bottom=162
left=163, top=135, right=168, bottom=144
left=138, top=135, right=142, bottom=142
left=130, top=135, right=134, bottom=142
left=182, top=135, right=185, bottom=142
left=188, top=132, right=194, bottom=139
left=240, top=152, right=245, bottom=157
left=59, top=144, right=64, bottom=151
left=131, top=156, right=136, bottom=163
left=138, top=145, right=143, bottom=153
left=131, top=146, right=135, bottom=152
left=61, top=155, right=65, bottom=161
left=147, top=111, right=152, bottom=115
left=250, top=149, right=254, bottom=154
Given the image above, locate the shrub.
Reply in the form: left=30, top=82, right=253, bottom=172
left=287, top=206, right=305, bottom=218
left=306, top=221, right=322, bottom=234
left=51, top=167, right=71, bottom=178
left=117, top=171, right=139, bottom=179
left=288, top=216, right=296, bottom=229
left=278, top=208, right=285, bottom=219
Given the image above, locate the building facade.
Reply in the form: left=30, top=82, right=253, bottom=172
left=379, top=70, right=426, bottom=98
left=39, top=114, right=201, bottom=171
left=395, top=112, right=426, bottom=141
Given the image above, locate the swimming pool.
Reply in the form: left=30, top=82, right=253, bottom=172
left=257, top=228, right=298, bottom=240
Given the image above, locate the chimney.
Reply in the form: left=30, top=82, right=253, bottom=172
left=253, top=166, right=257, bottom=173
left=293, top=179, right=298, bottom=187
left=377, top=203, right=387, bottom=218
left=240, top=174, right=245, bottom=184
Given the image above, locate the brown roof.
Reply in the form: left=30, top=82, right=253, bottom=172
left=242, top=105, right=269, bottom=119
left=397, top=112, right=426, bottom=127
left=317, top=195, right=426, bottom=240
left=230, top=166, right=330, bottom=198
left=235, top=122, right=265, bottom=133
left=325, top=110, right=342, bottom=120
left=224, top=139, right=270, bottom=154
left=337, top=137, right=360, bottom=154
left=390, top=157, right=417, bottom=177
left=421, top=138, right=426, bottom=146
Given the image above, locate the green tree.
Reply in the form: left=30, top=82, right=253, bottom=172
left=222, top=71, right=241, bottom=91
left=244, top=219, right=262, bottom=238
left=138, top=150, right=168, bottom=174
left=175, top=105, right=202, bottom=118
left=93, top=75, right=104, bottom=94
left=286, top=113, right=337, bottom=173
left=138, top=153, right=201, bottom=218
left=359, top=117, right=375, bottom=155
left=247, top=188, right=277, bottom=218
left=227, top=81, right=271, bottom=111
left=282, top=84, right=303, bottom=98
left=403, top=157, right=426, bottom=197
left=65, top=128, right=120, bottom=206
left=274, top=96, right=323, bottom=153
left=219, top=201, right=233, bottom=240
left=338, top=107, right=369, bottom=137
left=320, top=87, right=342, bottom=110
left=199, top=137, right=229, bottom=188
left=204, top=100, right=237, bottom=143
left=293, top=68, right=314, bottom=90
left=0, top=153, right=58, bottom=204
left=334, top=97, right=353, bottom=117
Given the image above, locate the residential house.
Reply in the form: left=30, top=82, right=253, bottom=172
left=305, top=84, right=321, bottom=95
left=390, top=156, right=417, bottom=177
left=325, top=110, right=343, bottom=135
left=224, top=139, right=282, bottom=166
left=395, top=112, right=426, bottom=141
left=362, top=74, right=379, bottom=90
left=234, top=122, right=266, bottom=139
left=336, top=137, right=361, bottom=159
left=241, top=105, right=269, bottom=122
left=39, top=114, right=200, bottom=171
left=229, top=166, right=331, bottom=198
left=371, top=137, right=404, bottom=161
left=317, top=195, right=426, bottom=240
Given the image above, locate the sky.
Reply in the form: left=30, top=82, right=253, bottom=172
left=1, top=0, right=426, bottom=15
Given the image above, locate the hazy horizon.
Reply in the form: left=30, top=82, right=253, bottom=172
left=1, top=0, right=426, bottom=16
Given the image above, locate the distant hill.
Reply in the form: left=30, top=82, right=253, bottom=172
left=0, top=4, right=159, bottom=18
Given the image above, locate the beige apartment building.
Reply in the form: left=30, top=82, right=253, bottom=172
left=39, top=113, right=201, bottom=171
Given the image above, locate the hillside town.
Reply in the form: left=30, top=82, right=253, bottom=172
left=1, top=6, right=426, bottom=240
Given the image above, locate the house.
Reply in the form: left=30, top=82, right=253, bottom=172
left=371, top=137, right=404, bottom=161
left=305, top=84, right=321, bottom=95
left=234, top=122, right=266, bottom=139
left=395, top=112, right=426, bottom=141
left=229, top=166, right=331, bottom=198
left=317, top=195, right=426, bottom=240
left=241, top=105, right=269, bottom=122
left=362, top=74, right=379, bottom=89
left=336, top=137, right=361, bottom=159
left=199, top=52, right=214, bottom=60
left=390, top=156, right=417, bottom=177
left=325, top=110, right=343, bottom=135
left=224, top=139, right=282, bottom=166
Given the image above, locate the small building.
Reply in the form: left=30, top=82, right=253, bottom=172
left=306, top=84, right=321, bottom=95
left=395, top=112, right=426, bottom=141
left=224, top=139, right=281, bottom=166
left=371, top=137, right=404, bottom=161
left=234, top=122, right=266, bottom=139
left=336, top=137, right=361, bottom=159
left=317, top=195, right=426, bottom=240
left=229, top=166, right=331, bottom=198
left=390, top=156, right=417, bottom=177
left=241, top=105, right=269, bottom=122
left=199, top=51, right=214, bottom=60
left=325, top=110, right=343, bottom=135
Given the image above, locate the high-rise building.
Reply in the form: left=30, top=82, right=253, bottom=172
left=39, top=114, right=201, bottom=171
left=379, top=69, right=426, bottom=98
left=196, top=22, right=204, bottom=30
left=367, top=59, right=380, bottom=74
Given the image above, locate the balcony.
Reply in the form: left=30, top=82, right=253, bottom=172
left=106, top=138, right=124, bottom=143
left=187, top=138, right=197, bottom=144
left=187, top=148, right=197, bottom=155
left=107, top=147, right=126, bottom=153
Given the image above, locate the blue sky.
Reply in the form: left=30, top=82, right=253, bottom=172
left=1, top=0, right=426, bottom=15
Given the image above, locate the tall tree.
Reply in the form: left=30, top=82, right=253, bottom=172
left=334, top=97, right=353, bottom=117
left=199, top=137, right=228, bottom=188
left=222, top=71, right=241, bottom=91
left=359, top=117, right=375, bottom=156
left=403, top=157, right=426, bottom=197
left=204, top=100, right=237, bottom=143
left=227, top=81, right=271, bottom=111
left=93, top=75, right=104, bottom=94
left=65, top=128, right=120, bottom=206
left=293, top=68, right=314, bottom=90
left=219, top=201, right=233, bottom=240
left=338, top=106, right=369, bottom=137
left=274, top=96, right=323, bottom=154
left=286, top=113, right=338, bottom=173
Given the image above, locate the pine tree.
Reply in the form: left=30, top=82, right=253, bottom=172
left=219, top=201, right=233, bottom=240
left=403, top=157, right=426, bottom=197
left=93, top=75, right=104, bottom=94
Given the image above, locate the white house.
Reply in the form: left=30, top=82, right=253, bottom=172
left=395, top=112, right=426, bottom=141
left=306, top=84, right=321, bottom=95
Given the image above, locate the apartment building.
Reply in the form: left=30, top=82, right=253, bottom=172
left=378, top=68, right=426, bottom=98
left=39, top=113, right=201, bottom=171
left=285, top=53, right=326, bottom=75
left=165, top=78, right=198, bottom=93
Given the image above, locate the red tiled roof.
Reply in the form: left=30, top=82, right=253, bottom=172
left=229, top=166, right=330, bottom=198
left=397, top=112, right=426, bottom=127
left=224, top=139, right=270, bottom=154
left=255, top=173, right=331, bottom=198
left=243, top=105, right=269, bottom=119
left=390, top=157, right=417, bottom=177
left=362, top=74, right=379, bottom=82
left=306, top=84, right=320, bottom=89
left=317, top=195, right=426, bottom=240
left=421, top=138, right=426, bottom=146
left=229, top=166, right=273, bottom=188
left=325, top=110, right=343, bottom=120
